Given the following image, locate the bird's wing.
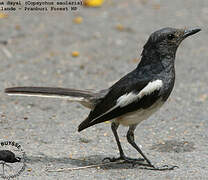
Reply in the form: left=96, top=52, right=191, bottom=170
left=78, top=70, right=163, bottom=131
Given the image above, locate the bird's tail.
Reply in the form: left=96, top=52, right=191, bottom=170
left=5, top=87, right=97, bottom=109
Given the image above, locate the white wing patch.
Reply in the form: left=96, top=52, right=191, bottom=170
left=89, top=79, right=163, bottom=124
left=138, top=79, right=163, bottom=98
left=117, top=92, right=138, bottom=108
left=117, top=80, right=163, bottom=108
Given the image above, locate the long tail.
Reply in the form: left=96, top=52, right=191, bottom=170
left=5, top=87, right=96, bottom=109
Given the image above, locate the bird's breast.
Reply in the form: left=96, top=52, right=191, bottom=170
left=115, top=99, right=164, bottom=126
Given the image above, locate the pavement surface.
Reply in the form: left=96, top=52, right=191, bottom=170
left=0, top=0, right=208, bottom=179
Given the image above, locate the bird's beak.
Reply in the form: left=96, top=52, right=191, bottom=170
left=183, top=28, right=201, bottom=38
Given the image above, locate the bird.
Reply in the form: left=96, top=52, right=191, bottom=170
left=0, top=150, right=21, bottom=175
left=5, top=27, right=201, bottom=170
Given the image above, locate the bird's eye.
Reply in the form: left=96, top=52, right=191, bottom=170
left=167, top=34, right=175, bottom=40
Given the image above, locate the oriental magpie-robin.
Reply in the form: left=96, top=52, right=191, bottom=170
left=5, top=27, right=201, bottom=170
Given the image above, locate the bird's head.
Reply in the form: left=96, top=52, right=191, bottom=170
left=142, top=27, right=201, bottom=58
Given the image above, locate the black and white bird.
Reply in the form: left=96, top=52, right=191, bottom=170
left=0, top=150, right=21, bottom=175
left=5, top=27, right=200, bottom=170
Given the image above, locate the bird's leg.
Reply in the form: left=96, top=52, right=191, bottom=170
left=103, top=122, right=144, bottom=163
left=103, top=122, right=124, bottom=162
left=111, top=122, right=125, bottom=158
left=127, top=125, right=154, bottom=167
left=126, top=125, right=178, bottom=170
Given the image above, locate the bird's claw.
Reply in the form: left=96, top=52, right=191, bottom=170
left=102, top=157, right=112, bottom=162
left=102, top=156, right=145, bottom=164
left=145, top=164, right=179, bottom=171
left=102, top=157, right=119, bottom=162
left=103, top=157, right=178, bottom=171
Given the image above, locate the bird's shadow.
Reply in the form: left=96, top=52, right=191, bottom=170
left=26, top=139, right=191, bottom=171
left=26, top=154, right=142, bottom=170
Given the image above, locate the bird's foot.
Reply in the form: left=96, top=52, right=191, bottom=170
left=103, top=155, right=145, bottom=165
left=103, top=156, right=178, bottom=170
left=140, top=164, right=179, bottom=171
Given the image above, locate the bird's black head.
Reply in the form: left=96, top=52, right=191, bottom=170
left=142, top=27, right=201, bottom=59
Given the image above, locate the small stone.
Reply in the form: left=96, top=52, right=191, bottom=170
left=84, top=0, right=104, bottom=7
left=73, top=16, right=83, bottom=24
left=0, top=13, right=8, bottom=19
left=72, top=51, right=79, bottom=57
left=116, top=24, right=124, bottom=31
left=27, top=168, right=32, bottom=172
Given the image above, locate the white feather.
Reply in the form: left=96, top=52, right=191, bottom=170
left=117, top=79, right=163, bottom=107
left=7, top=93, right=84, bottom=101
left=90, top=79, right=163, bottom=124
left=117, top=92, right=138, bottom=107
left=115, top=99, right=164, bottom=126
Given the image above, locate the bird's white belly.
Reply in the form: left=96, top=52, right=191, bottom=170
left=115, top=100, right=164, bottom=126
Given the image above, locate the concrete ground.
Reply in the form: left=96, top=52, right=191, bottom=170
left=0, top=0, right=208, bottom=179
